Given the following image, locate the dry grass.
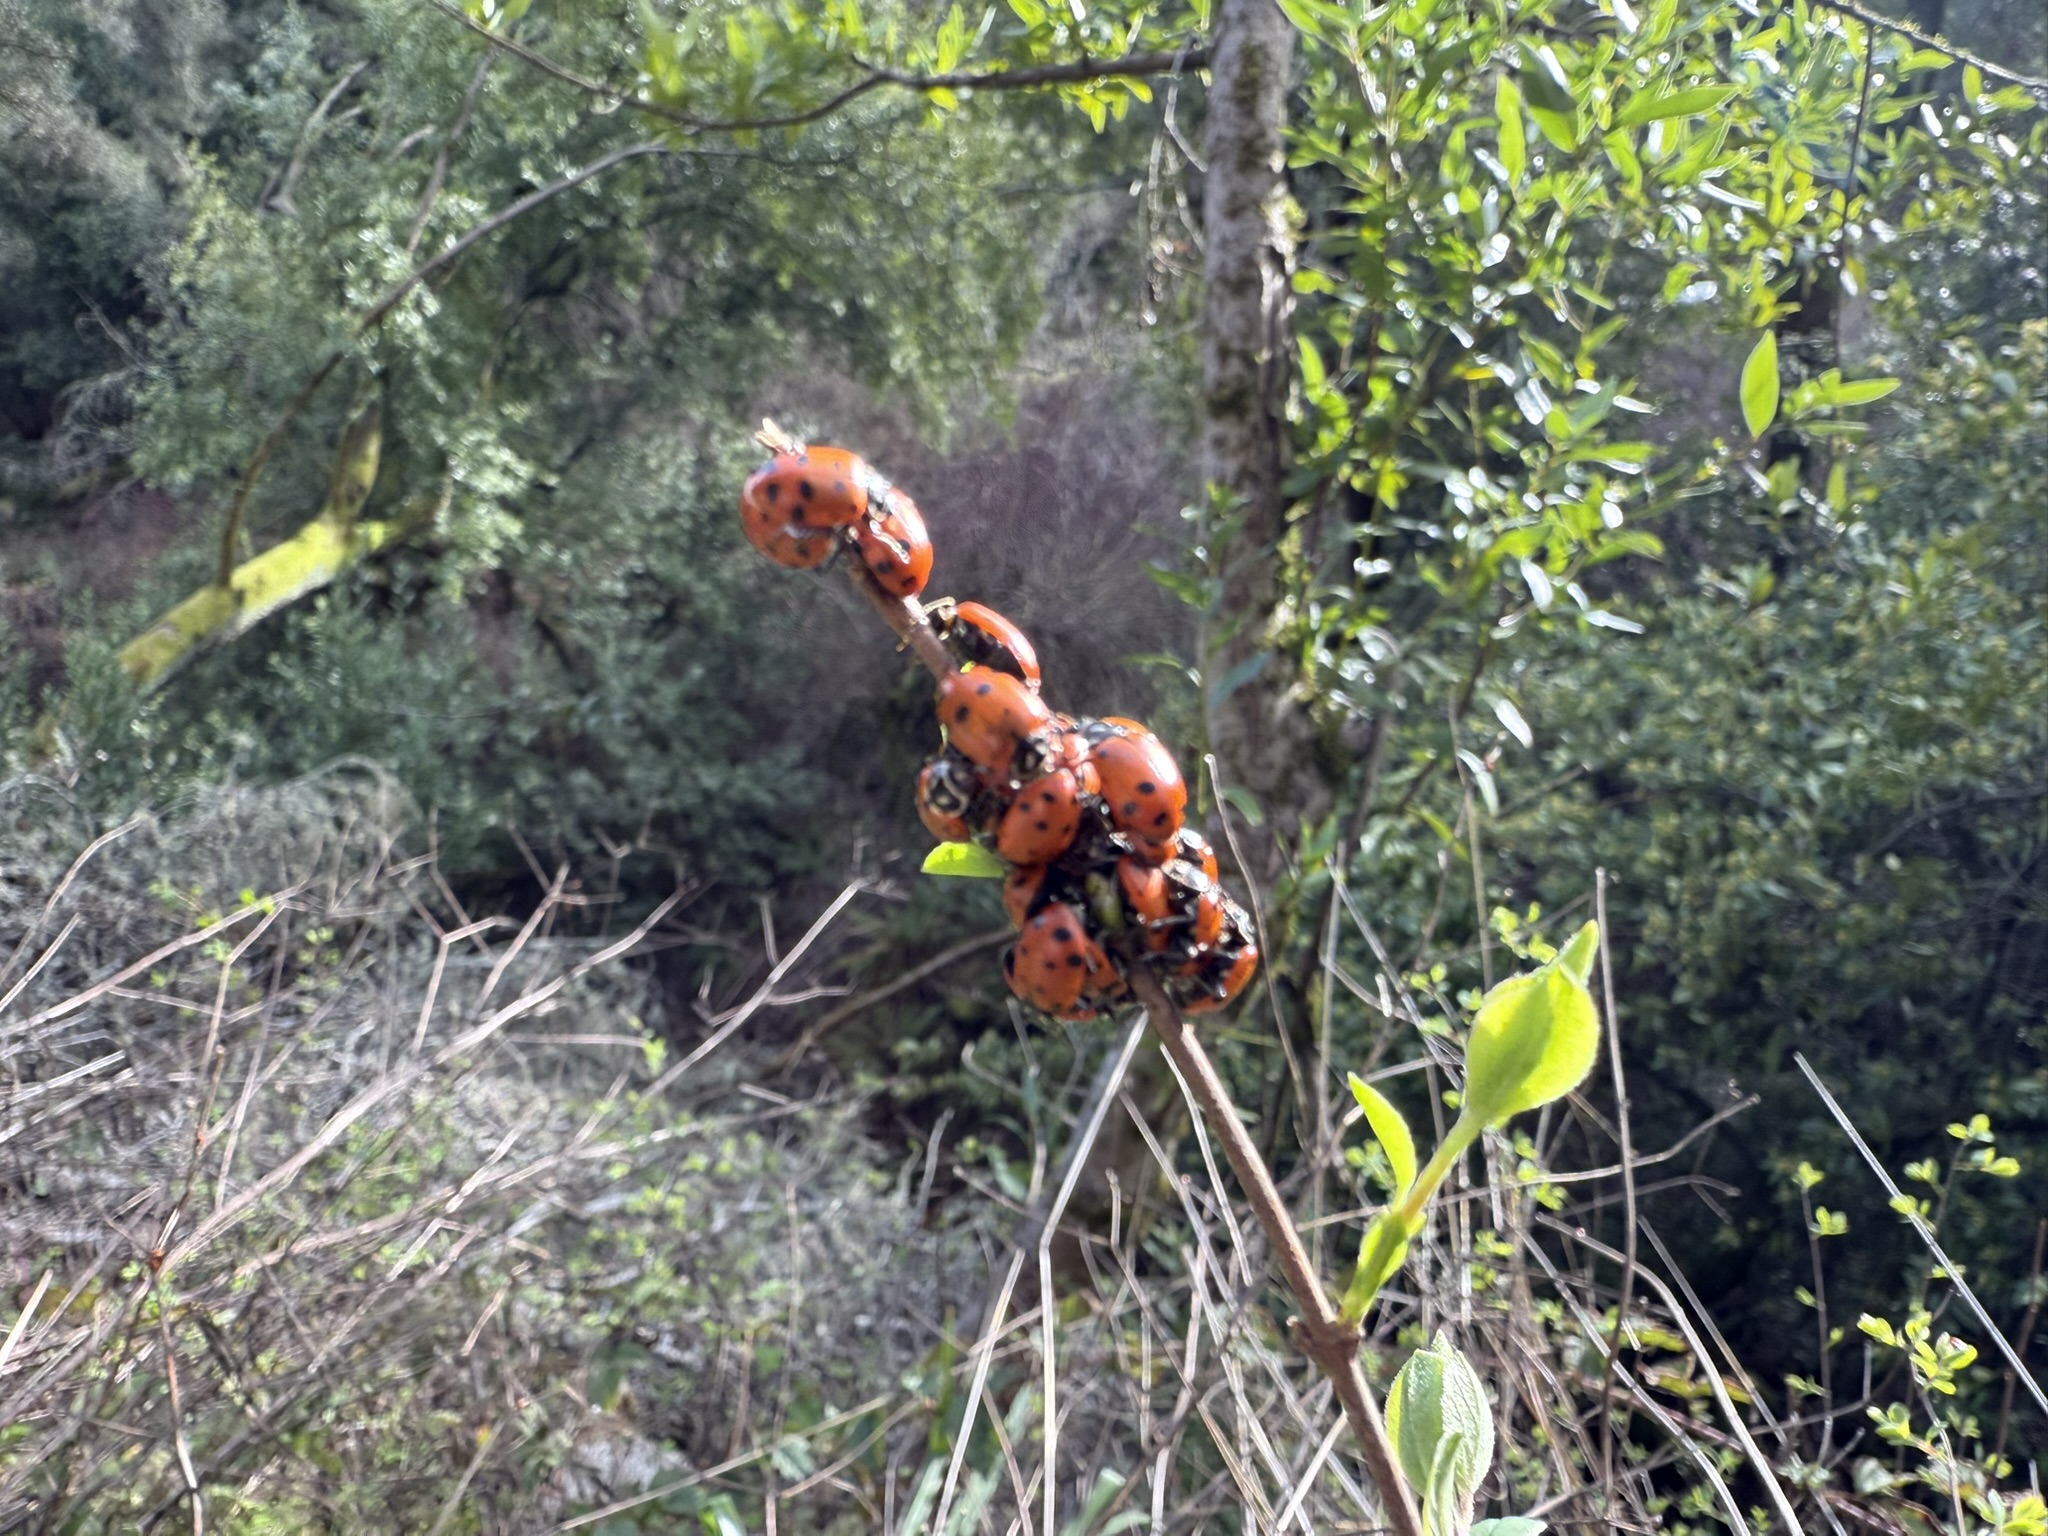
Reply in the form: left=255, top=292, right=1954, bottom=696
left=2, top=768, right=2028, bottom=1533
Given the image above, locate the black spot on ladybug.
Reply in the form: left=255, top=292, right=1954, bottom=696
left=1039, top=790, right=1056, bottom=803
left=1042, top=958, right=1060, bottom=973
left=1067, top=955, right=1085, bottom=968
left=798, top=479, right=815, bottom=498
left=976, top=682, right=993, bottom=696
left=954, top=705, right=970, bottom=723
left=1053, top=926, right=1073, bottom=942
left=1034, top=820, right=1049, bottom=831
left=792, top=506, right=808, bottom=524
left=1154, top=812, right=1171, bottom=827
left=765, top=482, right=780, bottom=503
left=1137, top=781, right=1157, bottom=795
left=1122, top=801, right=1139, bottom=816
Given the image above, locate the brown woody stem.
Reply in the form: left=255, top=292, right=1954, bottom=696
left=843, top=553, right=1426, bottom=1536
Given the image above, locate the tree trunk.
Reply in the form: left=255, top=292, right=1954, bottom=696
left=1199, top=0, right=1321, bottom=837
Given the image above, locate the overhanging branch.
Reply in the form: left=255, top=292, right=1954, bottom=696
left=431, top=0, right=1207, bottom=134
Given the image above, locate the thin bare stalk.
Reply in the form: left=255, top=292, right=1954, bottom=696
left=1131, top=967, right=1424, bottom=1536
left=1594, top=869, right=1638, bottom=1502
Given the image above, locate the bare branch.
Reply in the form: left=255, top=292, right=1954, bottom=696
left=432, top=0, right=1208, bottom=133
left=1804, top=0, right=2048, bottom=94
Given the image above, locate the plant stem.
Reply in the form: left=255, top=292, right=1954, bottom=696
left=841, top=550, right=1426, bottom=1536
left=1130, top=968, right=1425, bottom=1536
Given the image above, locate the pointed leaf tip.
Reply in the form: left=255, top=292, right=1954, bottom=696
left=1350, top=1073, right=1419, bottom=1200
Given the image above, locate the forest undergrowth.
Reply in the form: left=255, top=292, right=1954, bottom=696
left=3, top=765, right=2038, bottom=1533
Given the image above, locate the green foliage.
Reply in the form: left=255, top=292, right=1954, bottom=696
left=0, top=0, right=224, bottom=488
left=1342, top=925, right=1600, bottom=1322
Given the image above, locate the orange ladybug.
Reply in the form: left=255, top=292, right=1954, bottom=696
left=1116, top=856, right=1172, bottom=949
left=936, top=666, right=1055, bottom=781
left=741, top=446, right=872, bottom=532
left=930, top=601, right=1042, bottom=691
left=738, top=510, right=835, bottom=569
left=856, top=486, right=933, bottom=599
left=1002, top=864, right=1048, bottom=928
left=1181, top=939, right=1259, bottom=1015
left=1003, top=902, right=1120, bottom=1014
left=916, top=752, right=981, bottom=843
left=996, top=768, right=1087, bottom=865
left=1173, top=877, right=1227, bottom=951
left=1087, top=722, right=1187, bottom=858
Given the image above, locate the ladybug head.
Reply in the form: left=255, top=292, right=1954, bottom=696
left=926, top=756, right=977, bottom=818
left=1011, top=731, right=1056, bottom=784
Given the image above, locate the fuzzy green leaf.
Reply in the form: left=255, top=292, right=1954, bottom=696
left=1386, top=1332, right=1495, bottom=1523
left=1460, top=942, right=1600, bottom=1126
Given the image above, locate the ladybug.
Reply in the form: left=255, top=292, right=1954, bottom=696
left=1003, top=902, right=1121, bottom=1015
left=856, top=486, right=933, bottom=599
left=996, top=767, right=1087, bottom=866
left=1180, top=938, right=1260, bottom=1015
left=1115, top=856, right=1172, bottom=949
left=916, top=752, right=981, bottom=843
left=1164, top=871, right=1227, bottom=953
left=1171, top=827, right=1221, bottom=885
left=929, top=601, right=1042, bottom=691
left=1002, top=864, right=1048, bottom=928
left=936, top=665, right=1055, bottom=782
left=1087, top=722, right=1187, bottom=858
left=738, top=508, right=836, bottom=570
left=741, top=446, right=873, bottom=533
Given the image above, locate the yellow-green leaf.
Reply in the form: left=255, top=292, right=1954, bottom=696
left=1350, top=1073, right=1418, bottom=1200
left=1740, top=331, right=1780, bottom=438
left=922, top=841, right=1006, bottom=878
left=1495, top=75, right=1527, bottom=185
left=1461, top=952, right=1600, bottom=1126
left=1617, top=84, right=1739, bottom=128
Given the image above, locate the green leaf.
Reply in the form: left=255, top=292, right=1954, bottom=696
left=1386, top=1332, right=1495, bottom=1522
left=1555, top=919, right=1598, bottom=986
left=1350, top=1073, right=1418, bottom=1200
left=1471, top=1521, right=1549, bottom=1536
left=1460, top=938, right=1600, bottom=1126
left=1494, top=75, right=1527, bottom=185
left=1456, top=749, right=1500, bottom=817
left=1826, top=377, right=1901, bottom=407
left=1491, top=697, right=1533, bottom=750
left=921, top=841, right=1006, bottom=879
left=1740, top=331, right=1780, bottom=438
left=1220, top=784, right=1266, bottom=827
left=1616, top=85, right=1739, bottom=127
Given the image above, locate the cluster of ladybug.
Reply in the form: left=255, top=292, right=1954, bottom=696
left=739, top=440, right=1259, bottom=1021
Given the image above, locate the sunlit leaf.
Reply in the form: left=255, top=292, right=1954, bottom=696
left=1461, top=929, right=1601, bottom=1125
left=1349, top=1073, right=1418, bottom=1200
left=1492, top=697, right=1534, bottom=749
left=1617, top=85, right=1739, bottom=127
left=1740, top=331, right=1780, bottom=438
left=921, top=841, right=1006, bottom=878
